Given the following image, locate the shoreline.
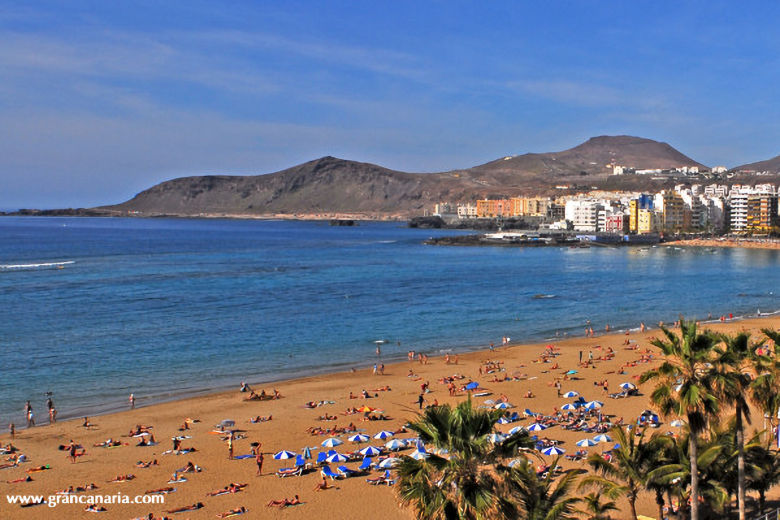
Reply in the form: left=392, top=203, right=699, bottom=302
left=3, top=314, right=780, bottom=519
left=662, top=237, right=780, bottom=250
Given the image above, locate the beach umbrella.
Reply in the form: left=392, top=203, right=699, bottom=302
left=670, top=420, right=685, bottom=428
left=495, top=402, right=513, bottom=409
left=302, top=446, right=312, bottom=460
left=409, top=450, right=429, bottom=460
left=374, top=430, right=394, bottom=440
left=508, top=426, right=525, bottom=435
left=321, top=437, right=343, bottom=448
left=593, top=434, right=612, bottom=443
left=377, top=458, right=399, bottom=468
left=496, top=417, right=511, bottom=425
left=348, top=434, right=370, bottom=443
left=359, top=446, right=382, bottom=457
left=218, top=419, right=235, bottom=428
left=619, top=382, right=636, bottom=390
left=527, top=423, right=546, bottom=432
left=465, top=382, right=480, bottom=390
left=483, top=399, right=496, bottom=405
left=541, top=446, right=565, bottom=456
left=523, top=409, right=535, bottom=416
left=566, top=370, right=578, bottom=375
left=561, top=403, right=578, bottom=411
left=357, top=406, right=375, bottom=413
left=576, top=438, right=598, bottom=447
left=326, top=452, right=349, bottom=463
left=562, top=391, right=579, bottom=398
left=273, top=450, right=296, bottom=460
left=385, top=439, right=406, bottom=451
left=585, top=401, right=604, bottom=410
left=487, top=433, right=507, bottom=444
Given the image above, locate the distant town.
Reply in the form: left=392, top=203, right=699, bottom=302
left=433, top=180, right=779, bottom=236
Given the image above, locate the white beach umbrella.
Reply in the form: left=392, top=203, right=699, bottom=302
left=527, top=423, right=547, bottom=432
left=593, top=434, right=612, bottom=443
left=273, top=450, right=296, bottom=460
left=494, top=402, right=513, bottom=409
left=496, top=417, right=511, bottom=425
left=409, top=450, right=429, bottom=460
left=348, top=434, right=370, bottom=443
left=487, top=433, right=507, bottom=444
left=385, top=439, right=406, bottom=451
left=619, top=382, right=636, bottom=390
left=326, top=452, right=349, bottom=463
left=584, top=400, right=604, bottom=410
left=321, top=437, right=343, bottom=448
left=562, top=391, right=579, bottom=398
left=561, top=403, right=578, bottom=411
left=576, top=438, right=598, bottom=447
left=359, top=446, right=382, bottom=457
left=377, top=457, right=399, bottom=468
left=541, top=446, right=565, bottom=456
left=374, top=430, right=395, bottom=440
left=508, top=426, right=525, bottom=435
left=483, top=399, right=496, bottom=405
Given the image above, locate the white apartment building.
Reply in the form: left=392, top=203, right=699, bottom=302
left=564, top=199, right=603, bottom=232
left=457, top=203, right=477, bottom=219
left=704, top=184, right=729, bottom=198
left=729, top=186, right=752, bottom=231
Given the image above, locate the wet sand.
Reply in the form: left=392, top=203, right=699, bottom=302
left=664, top=238, right=780, bottom=250
left=2, top=316, right=779, bottom=519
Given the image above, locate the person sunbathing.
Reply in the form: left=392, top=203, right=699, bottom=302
left=217, top=506, right=247, bottom=518
left=129, top=425, right=153, bottom=436
left=249, top=415, right=272, bottom=423
left=207, top=483, right=246, bottom=495
left=313, top=476, right=330, bottom=491
left=145, top=486, right=175, bottom=495
left=85, top=504, right=107, bottom=512
left=165, top=502, right=204, bottom=513
left=108, top=474, right=135, bottom=482
left=266, top=495, right=301, bottom=508
left=372, top=385, right=391, bottom=392
left=245, top=391, right=261, bottom=401
left=94, top=439, right=124, bottom=448
left=135, top=459, right=158, bottom=468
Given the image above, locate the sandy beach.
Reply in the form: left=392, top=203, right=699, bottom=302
left=3, top=316, right=780, bottom=519
left=663, top=238, right=780, bottom=250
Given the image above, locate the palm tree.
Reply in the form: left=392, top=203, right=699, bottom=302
left=577, top=492, right=618, bottom=520
left=579, top=426, right=672, bottom=520
left=758, top=328, right=780, bottom=446
left=746, top=443, right=780, bottom=515
left=500, top=455, right=583, bottom=520
left=639, top=318, right=720, bottom=520
left=711, top=331, right=767, bottom=520
left=397, top=398, right=534, bottom=520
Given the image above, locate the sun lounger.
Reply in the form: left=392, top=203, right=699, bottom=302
left=316, top=452, right=328, bottom=465
left=276, top=467, right=303, bottom=478
left=320, top=465, right=341, bottom=480
left=337, top=465, right=358, bottom=478
left=358, top=457, right=373, bottom=471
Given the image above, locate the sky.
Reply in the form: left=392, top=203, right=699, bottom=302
left=1, top=1, right=779, bottom=208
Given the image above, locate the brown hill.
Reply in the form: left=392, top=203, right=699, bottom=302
left=103, top=136, right=708, bottom=217
left=732, top=154, right=780, bottom=173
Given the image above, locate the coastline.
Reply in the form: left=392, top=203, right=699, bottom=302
left=662, top=237, right=780, bottom=250
left=3, top=315, right=780, bottom=519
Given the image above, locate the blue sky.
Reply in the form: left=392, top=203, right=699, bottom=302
left=1, top=1, right=779, bottom=208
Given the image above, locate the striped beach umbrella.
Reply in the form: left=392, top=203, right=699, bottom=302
left=302, top=446, right=312, bottom=459
left=359, top=446, right=382, bottom=457
left=495, top=402, right=513, bottom=409
left=374, top=430, right=394, bottom=440
left=496, top=417, right=511, bottom=425
left=527, top=423, right=547, bottom=432
left=348, top=434, right=370, bottom=443
left=562, top=391, right=579, bottom=398
left=561, top=403, right=578, bottom=411
left=576, top=438, right=598, bottom=447
left=584, top=400, right=604, bottom=410
left=508, top=426, right=525, bottom=435
left=409, top=450, right=429, bottom=460
left=619, top=382, right=636, bottom=390
left=487, top=433, right=507, bottom=444
left=385, top=439, right=405, bottom=451
left=273, top=450, right=296, bottom=460
left=541, top=446, right=565, bottom=456
left=593, top=434, right=612, bottom=443
left=377, top=457, right=399, bottom=468
left=321, top=437, right=343, bottom=448
left=326, top=452, right=348, bottom=463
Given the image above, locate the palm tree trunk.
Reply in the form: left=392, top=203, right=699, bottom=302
left=629, top=497, right=638, bottom=520
left=736, top=404, right=746, bottom=520
left=689, top=423, right=699, bottom=520
left=759, top=489, right=766, bottom=515
left=656, top=489, right=665, bottom=520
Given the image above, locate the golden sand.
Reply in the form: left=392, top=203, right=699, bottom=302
left=2, top=316, right=779, bottom=519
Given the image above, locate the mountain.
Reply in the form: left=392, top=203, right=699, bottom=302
left=103, top=135, right=708, bottom=217
left=732, top=154, right=780, bottom=173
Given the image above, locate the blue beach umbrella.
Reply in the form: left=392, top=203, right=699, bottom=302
left=326, top=452, right=348, bottom=463
left=576, top=438, right=598, bottom=447
left=619, top=382, right=636, bottom=390
left=487, top=433, right=507, bottom=444
left=562, top=391, right=579, bottom=398
left=385, top=439, right=405, bottom=451
left=527, top=423, right=546, bottom=432
left=348, top=434, right=370, bottom=443
left=566, top=370, right=578, bottom=375
left=377, top=457, right=399, bottom=468
left=409, top=450, right=428, bottom=460
left=561, top=403, right=578, bottom=411
left=374, top=430, right=394, bottom=440
left=359, top=446, right=382, bottom=457
left=321, top=437, right=343, bottom=448
left=541, top=446, right=565, bottom=456
left=273, top=450, right=296, bottom=460
left=593, top=434, right=612, bottom=443
left=585, top=400, right=604, bottom=410
left=496, top=417, right=511, bottom=425
left=508, top=426, right=525, bottom=435
left=465, top=382, right=480, bottom=390
left=495, top=402, right=513, bottom=409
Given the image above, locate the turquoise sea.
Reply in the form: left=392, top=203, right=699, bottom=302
left=1, top=217, right=778, bottom=424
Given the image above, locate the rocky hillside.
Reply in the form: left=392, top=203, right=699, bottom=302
left=103, top=136, right=709, bottom=217
left=733, top=154, right=780, bottom=173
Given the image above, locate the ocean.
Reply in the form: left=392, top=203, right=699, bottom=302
left=1, top=217, right=778, bottom=424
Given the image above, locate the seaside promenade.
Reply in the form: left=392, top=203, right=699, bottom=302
left=2, top=315, right=780, bottom=519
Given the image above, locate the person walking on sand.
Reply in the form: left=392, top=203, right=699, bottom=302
left=227, top=432, right=234, bottom=460
left=129, top=393, right=135, bottom=409
left=417, top=393, right=425, bottom=409
left=26, top=408, right=35, bottom=428
left=9, top=423, right=15, bottom=439
left=578, top=350, right=582, bottom=363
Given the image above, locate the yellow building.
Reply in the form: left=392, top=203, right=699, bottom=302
left=476, top=199, right=512, bottom=218
left=657, top=191, right=685, bottom=232
left=637, top=208, right=657, bottom=234
left=746, top=195, right=779, bottom=232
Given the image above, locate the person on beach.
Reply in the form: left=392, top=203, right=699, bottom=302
left=166, top=503, right=204, bottom=513
left=255, top=452, right=264, bottom=476
left=46, top=397, right=54, bottom=413
left=129, top=393, right=135, bottom=409
left=49, top=408, right=57, bottom=424
left=417, top=393, right=425, bottom=409
left=267, top=495, right=301, bottom=508
left=217, top=506, right=247, bottom=518
left=314, top=476, right=330, bottom=491
left=9, top=423, right=14, bottom=439
left=227, top=431, right=234, bottom=460
left=26, top=409, right=35, bottom=428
